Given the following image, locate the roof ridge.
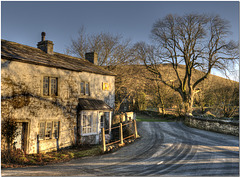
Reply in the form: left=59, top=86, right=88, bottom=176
left=1, top=39, right=116, bottom=76
left=1, top=39, right=44, bottom=52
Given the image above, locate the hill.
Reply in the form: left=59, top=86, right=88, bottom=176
left=111, top=64, right=239, bottom=118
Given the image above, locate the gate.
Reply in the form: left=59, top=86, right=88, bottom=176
left=101, top=120, right=138, bottom=152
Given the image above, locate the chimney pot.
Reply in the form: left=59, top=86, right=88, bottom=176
left=37, top=32, right=54, bottom=55
left=41, top=32, right=46, bottom=41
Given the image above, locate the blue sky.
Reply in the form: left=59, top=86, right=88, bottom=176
left=1, top=1, right=239, bottom=79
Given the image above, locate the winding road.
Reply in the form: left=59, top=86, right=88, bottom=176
left=2, top=122, right=239, bottom=176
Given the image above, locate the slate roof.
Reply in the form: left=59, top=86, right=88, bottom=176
left=1, top=39, right=116, bottom=76
left=78, top=98, right=113, bottom=111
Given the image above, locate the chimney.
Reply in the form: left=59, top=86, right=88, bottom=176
left=85, top=52, right=98, bottom=65
left=37, top=32, right=54, bottom=55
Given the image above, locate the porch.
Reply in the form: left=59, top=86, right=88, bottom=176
left=77, top=98, right=113, bottom=145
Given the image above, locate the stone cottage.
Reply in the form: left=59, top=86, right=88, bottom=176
left=1, top=32, right=115, bottom=154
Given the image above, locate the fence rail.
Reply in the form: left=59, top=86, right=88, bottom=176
left=101, top=119, right=138, bottom=152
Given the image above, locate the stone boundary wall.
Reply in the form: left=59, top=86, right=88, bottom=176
left=113, top=112, right=136, bottom=124
left=184, top=116, right=239, bottom=136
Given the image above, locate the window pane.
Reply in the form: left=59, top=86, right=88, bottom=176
left=39, top=123, right=45, bottom=140
left=43, top=77, right=49, bottom=96
left=104, top=112, right=109, bottom=128
left=86, top=116, right=90, bottom=133
left=82, top=115, right=87, bottom=134
left=100, top=115, right=104, bottom=128
left=80, top=82, right=85, bottom=95
left=82, top=115, right=93, bottom=134
left=87, top=115, right=91, bottom=127
left=83, top=115, right=86, bottom=126
left=88, top=115, right=92, bottom=133
left=45, top=122, right=52, bottom=139
left=92, top=116, right=97, bottom=133
left=53, top=122, right=59, bottom=139
left=85, top=83, right=89, bottom=95
left=51, top=78, right=58, bottom=96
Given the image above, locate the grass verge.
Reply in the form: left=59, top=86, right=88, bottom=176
left=1, top=145, right=103, bottom=168
left=136, top=113, right=178, bottom=122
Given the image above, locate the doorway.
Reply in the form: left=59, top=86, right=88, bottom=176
left=99, top=112, right=110, bottom=131
left=14, top=122, right=28, bottom=153
left=99, top=112, right=105, bottom=129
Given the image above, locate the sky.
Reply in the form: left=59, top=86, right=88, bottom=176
left=1, top=1, right=239, bottom=80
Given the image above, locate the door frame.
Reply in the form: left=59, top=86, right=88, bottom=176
left=99, top=111, right=105, bottom=130
left=14, top=119, right=30, bottom=154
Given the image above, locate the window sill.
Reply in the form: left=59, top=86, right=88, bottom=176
left=81, top=133, right=98, bottom=136
left=38, top=138, right=59, bottom=142
left=80, top=95, right=90, bottom=97
left=42, top=95, right=59, bottom=98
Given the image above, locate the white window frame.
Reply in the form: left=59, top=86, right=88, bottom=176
left=81, top=112, right=98, bottom=136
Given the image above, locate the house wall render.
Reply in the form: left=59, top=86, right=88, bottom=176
left=1, top=59, right=115, bottom=154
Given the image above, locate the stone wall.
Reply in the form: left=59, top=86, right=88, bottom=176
left=1, top=59, right=115, bottom=154
left=113, top=112, right=136, bottom=124
left=81, top=135, right=99, bottom=145
left=184, top=116, right=239, bottom=136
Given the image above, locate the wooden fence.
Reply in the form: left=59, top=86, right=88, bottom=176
left=101, top=119, right=138, bottom=152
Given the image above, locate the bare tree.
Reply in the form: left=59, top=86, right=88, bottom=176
left=67, top=27, right=138, bottom=112
left=135, top=14, right=238, bottom=115
left=210, top=80, right=239, bottom=117
left=67, top=26, right=132, bottom=70
left=114, top=65, right=148, bottom=113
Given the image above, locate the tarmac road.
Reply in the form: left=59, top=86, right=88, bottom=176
left=2, top=122, right=239, bottom=176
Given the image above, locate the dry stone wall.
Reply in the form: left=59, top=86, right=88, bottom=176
left=1, top=59, right=115, bottom=154
left=184, top=116, right=239, bottom=136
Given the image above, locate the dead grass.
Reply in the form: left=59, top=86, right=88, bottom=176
left=1, top=145, right=103, bottom=168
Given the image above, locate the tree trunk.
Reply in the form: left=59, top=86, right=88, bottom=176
left=201, top=103, right=205, bottom=114
left=182, top=93, right=194, bottom=116
left=161, top=106, right=165, bottom=116
left=158, top=106, right=165, bottom=116
left=7, top=142, right=11, bottom=154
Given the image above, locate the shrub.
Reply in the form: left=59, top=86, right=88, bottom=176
left=68, top=152, right=74, bottom=158
left=1, top=117, right=19, bottom=153
left=27, top=159, right=36, bottom=165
